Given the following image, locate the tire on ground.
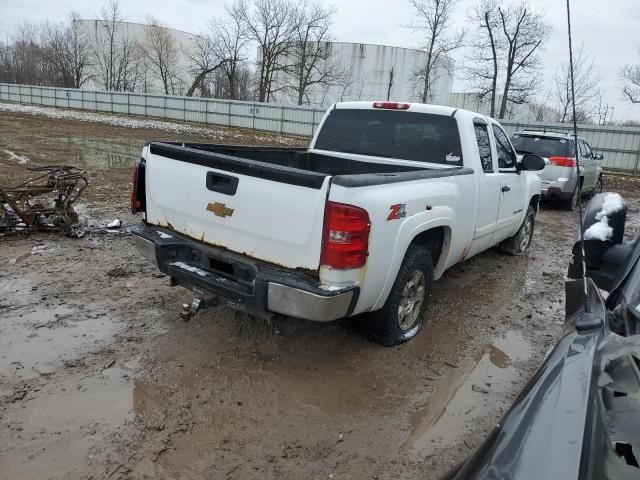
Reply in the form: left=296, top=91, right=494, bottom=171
left=499, top=205, right=536, bottom=256
left=360, top=245, right=434, bottom=346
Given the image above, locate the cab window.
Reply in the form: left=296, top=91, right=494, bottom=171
left=474, top=123, right=493, bottom=172
left=491, top=125, right=517, bottom=169
left=578, top=140, right=588, bottom=158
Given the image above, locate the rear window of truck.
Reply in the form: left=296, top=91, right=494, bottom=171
left=314, top=109, right=463, bottom=166
left=511, top=134, right=573, bottom=158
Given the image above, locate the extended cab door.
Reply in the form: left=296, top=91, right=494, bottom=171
left=467, top=120, right=502, bottom=257
left=491, top=124, right=525, bottom=243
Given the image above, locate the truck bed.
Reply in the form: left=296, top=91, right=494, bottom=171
left=142, top=142, right=473, bottom=271
left=150, top=142, right=473, bottom=189
left=154, top=142, right=423, bottom=175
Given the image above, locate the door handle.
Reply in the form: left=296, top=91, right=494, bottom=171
left=207, top=172, right=239, bottom=195
left=501, top=185, right=511, bottom=192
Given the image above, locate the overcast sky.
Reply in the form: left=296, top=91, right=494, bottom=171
left=2, top=0, right=640, bottom=121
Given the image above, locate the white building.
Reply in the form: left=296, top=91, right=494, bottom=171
left=271, top=42, right=454, bottom=108
left=74, top=19, right=200, bottom=94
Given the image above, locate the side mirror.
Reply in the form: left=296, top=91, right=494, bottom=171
left=520, top=154, right=546, bottom=171
left=593, top=153, right=604, bottom=161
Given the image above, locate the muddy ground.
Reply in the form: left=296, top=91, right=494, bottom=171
left=1, top=109, right=639, bottom=480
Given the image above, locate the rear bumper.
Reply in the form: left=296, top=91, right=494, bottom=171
left=131, top=224, right=358, bottom=322
left=541, top=177, right=576, bottom=199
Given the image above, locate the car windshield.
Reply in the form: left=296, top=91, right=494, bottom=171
left=511, top=134, right=573, bottom=157
left=314, top=108, right=463, bottom=166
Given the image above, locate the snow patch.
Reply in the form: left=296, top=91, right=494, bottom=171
left=157, top=231, right=173, bottom=239
left=595, top=193, right=624, bottom=220
left=1, top=148, right=29, bottom=164
left=170, top=261, right=208, bottom=277
left=584, top=221, right=614, bottom=241
left=584, top=193, right=624, bottom=242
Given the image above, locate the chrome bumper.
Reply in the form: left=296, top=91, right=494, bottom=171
left=131, top=224, right=358, bottom=322
left=133, top=234, right=157, bottom=264
left=267, top=283, right=353, bottom=322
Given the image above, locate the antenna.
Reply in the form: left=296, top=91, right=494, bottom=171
left=566, top=0, right=596, bottom=320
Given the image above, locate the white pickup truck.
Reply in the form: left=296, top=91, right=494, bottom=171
left=131, top=101, right=544, bottom=345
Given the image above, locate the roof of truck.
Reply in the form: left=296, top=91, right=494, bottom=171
left=332, top=101, right=491, bottom=122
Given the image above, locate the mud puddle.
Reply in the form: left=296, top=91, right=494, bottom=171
left=407, top=332, right=533, bottom=456
left=2, top=366, right=137, bottom=480
left=64, top=136, right=141, bottom=170
left=0, top=305, right=116, bottom=381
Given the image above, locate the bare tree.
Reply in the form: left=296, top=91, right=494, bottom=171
left=41, top=13, right=91, bottom=88
left=91, top=0, right=140, bottom=91
left=465, top=0, right=501, bottom=116
left=621, top=48, right=640, bottom=104
left=67, top=13, right=91, bottom=88
left=529, top=90, right=553, bottom=122
left=286, top=1, right=344, bottom=105
left=234, top=0, right=299, bottom=102
left=407, top=0, right=465, bottom=103
left=142, top=17, right=180, bottom=94
left=186, top=3, right=252, bottom=98
left=495, top=2, right=550, bottom=118
left=595, top=90, right=613, bottom=125
left=209, top=5, right=250, bottom=99
left=553, top=45, right=600, bottom=123
left=466, top=0, right=550, bottom=118
left=3, top=22, right=45, bottom=85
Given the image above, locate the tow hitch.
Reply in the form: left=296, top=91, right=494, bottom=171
left=180, top=297, right=218, bottom=322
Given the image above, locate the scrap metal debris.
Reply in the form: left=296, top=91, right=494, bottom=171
left=0, top=165, right=87, bottom=234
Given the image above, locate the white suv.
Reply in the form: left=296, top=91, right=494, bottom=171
left=511, top=130, right=604, bottom=210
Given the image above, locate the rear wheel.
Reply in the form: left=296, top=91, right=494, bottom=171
left=593, top=176, right=603, bottom=196
left=361, top=245, right=433, bottom=346
left=565, top=177, right=586, bottom=211
left=499, top=206, right=536, bottom=256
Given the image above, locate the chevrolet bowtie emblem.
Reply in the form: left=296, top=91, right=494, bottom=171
left=207, top=202, right=234, bottom=218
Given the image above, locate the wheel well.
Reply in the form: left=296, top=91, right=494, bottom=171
left=409, top=227, right=446, bottom=269
left=529, top=194, right=540, bottom=213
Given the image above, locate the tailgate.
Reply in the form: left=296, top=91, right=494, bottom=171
left=143, top=144, right=331, bottom=270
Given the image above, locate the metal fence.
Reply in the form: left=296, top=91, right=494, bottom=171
left=1, top=82, right=640, bottom=174
left=0, top=83, right=326, bottom=138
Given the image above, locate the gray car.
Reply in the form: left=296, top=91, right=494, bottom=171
left=511, top=130, right=604, bottom=210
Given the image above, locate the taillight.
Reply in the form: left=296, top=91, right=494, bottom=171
left=372, top=101, right=410, bottom=110
left=130, top=163, right=145, bottom=214
left=321, top=202, right=370, bottom=269
left=548, top=156, right=575, bottom=167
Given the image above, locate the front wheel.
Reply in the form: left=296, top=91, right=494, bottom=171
left=361, top=246, right=434, bottom=346
left=499, top=206, right=536, bottom=256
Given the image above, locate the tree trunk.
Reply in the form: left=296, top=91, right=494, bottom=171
left=499, top=55, right=514, bottom=119
left=485, top=12, right=498, bottom=118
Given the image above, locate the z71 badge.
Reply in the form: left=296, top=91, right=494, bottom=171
left=387, top=203, right=407, bottom=221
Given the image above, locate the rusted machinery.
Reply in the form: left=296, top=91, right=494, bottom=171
left=0, top=166, right=88, bottom=233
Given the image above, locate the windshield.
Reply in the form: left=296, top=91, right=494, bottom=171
left=511, top=134, right=573, bottom=157
left=314, top=108, right=463, bottom=166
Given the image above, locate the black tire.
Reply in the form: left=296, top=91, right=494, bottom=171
left=593, top=176, right=603, bottom=196
left=564, top=180, right=583, bottom=211
left=499, top=206, right=536, bottom=256
left=361, top=245, right=433, bottom=346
